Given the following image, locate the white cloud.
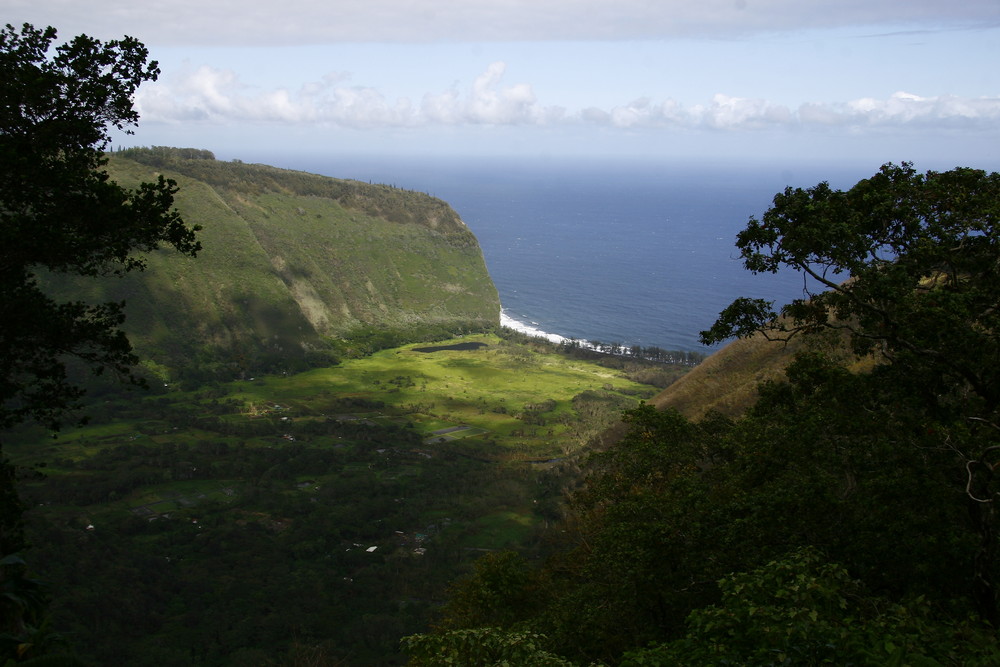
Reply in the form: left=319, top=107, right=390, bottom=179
left=587, top=92, right=1000, bottom=132
left=136, top=65, right=321, bottom=123
left=11, top=0, right=1000, bottom=45
left=423, top=62, right=565, bottom=125
left=138, top=62, right=1000, bottom=137
left=138, top=61, right=563, bottom=128
left=697, top=94, right=794, bottom=129
left=804, top=92, right=1000, bottom=129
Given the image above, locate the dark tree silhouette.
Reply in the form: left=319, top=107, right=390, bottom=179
left=0, top=23, right=201, bottom=431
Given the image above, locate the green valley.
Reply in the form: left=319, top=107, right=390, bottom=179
left=6, top=332, right=671, bottom=665
left=10, top=143, right=1000, bottom=667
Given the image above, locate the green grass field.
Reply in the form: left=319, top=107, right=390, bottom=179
left=219, top=333, right=656, bottom=457
left=10, top=335, right=658, bottom=467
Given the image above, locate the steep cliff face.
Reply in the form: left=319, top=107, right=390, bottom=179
left=43, top=148, right=500, bottom=374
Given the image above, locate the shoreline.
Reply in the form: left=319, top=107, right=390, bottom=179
left=499, top=310, right=569, bottom=345
left=498, top=309, right=706, bottom=365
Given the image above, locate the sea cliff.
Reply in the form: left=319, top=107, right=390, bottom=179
left=42, top=148, right=501, bottom=380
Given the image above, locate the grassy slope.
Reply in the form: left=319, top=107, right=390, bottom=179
left=42, top=151, right=500, bottom=373
left=646, top=325, right=874, bottom=421
left=647, top=333, right=802, bottom=419
left=229, top=334, right=654, bottom=457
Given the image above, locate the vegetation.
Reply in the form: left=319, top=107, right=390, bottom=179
left=13, top=20, right=997, bottom=667
left=116, top=146, right=476, bottom=237
left=4, top=334, right=669, bottom=665
left=620, top=547, right=1000, bottom=666
left=0, top=23, right=200, bottom=664
left=403, top=628, right=576, bottom=667
left=39, top=147, right=500, bottom=383
left=702, top=162, right=1000, bottom=624
left=407, top=164, right=1000, bottom=666
left=0, top=26, right=199, bottom=432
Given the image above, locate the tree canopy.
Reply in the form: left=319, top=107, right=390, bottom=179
left=412, top=163, right=1000, bottom=665
left=699, top=162, right=1000, bottom=622
left=700, top=162, right=1000, bottom=414
left=0, top=23, right=200, bottom=430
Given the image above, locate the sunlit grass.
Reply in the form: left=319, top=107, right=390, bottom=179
left=219, top=333, right=656, bottom=455
left=7, top=334, right=662, bottom=512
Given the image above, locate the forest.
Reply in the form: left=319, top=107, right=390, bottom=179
left=13, top=382, right=548, bottom=664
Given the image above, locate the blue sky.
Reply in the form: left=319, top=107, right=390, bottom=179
left=11, top=0, right=1000, bottom=169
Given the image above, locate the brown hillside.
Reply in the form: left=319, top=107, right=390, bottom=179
left=588, top=333, right=801, bottom=448
left=649, top=332, right=805, bottom=420
left=592, top=325, right=871, bottom=448
left=652, top=323, right=872, bottom=421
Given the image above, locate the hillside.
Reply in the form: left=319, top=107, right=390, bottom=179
left=643, top=316, right=875, bottom=421
left=646, top=332, right=802, bottom=419
left=586, top=320, right=870, bottom=452
left=40, top=147, right=500, bottom=380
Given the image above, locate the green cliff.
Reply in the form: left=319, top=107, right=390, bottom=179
left=43, top=147, right=500, bottom=377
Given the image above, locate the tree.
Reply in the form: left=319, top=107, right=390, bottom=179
left=699, top=162, right=1000, bottom=415
left=0, top=24, right=199, bottom=661
left=700, top=162, right=1000, bottom=623
left=621, top=547, right=1000, bottom=667
left=0, top=23, right=201, bottom=431
left=437, top=550, right=544, bottom=631
left=402, top=628, right=578, bottom=667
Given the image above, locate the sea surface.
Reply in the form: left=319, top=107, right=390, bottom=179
left=262, top=153, right=872, bottom=352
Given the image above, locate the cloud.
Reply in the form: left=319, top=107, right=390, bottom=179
left=13, top=0, right=1000, bottom=45
left=422, top=62, right=565, bottom=125
left=137, top=61, right=563, bottom=128
left=586, top=92, right=1000, bottom=132
left=136, top=65, right=326, bottom=124
left=842, top=92, right=1000, bottom=127
left=697, top=94, right=794, bottom=129
left=137, top=62, right=1000, bottom=137
left=589, top=94, right=793, bottom=130
left=793, top=92, right=1000, bottom=130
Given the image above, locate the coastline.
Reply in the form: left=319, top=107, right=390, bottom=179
left=499, top=310, right=569, bottom=345
left=498, top=309, right=705, bottom=365
left=269, top=154, right=842, bottom=353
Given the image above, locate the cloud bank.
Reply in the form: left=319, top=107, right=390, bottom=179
left=138, top=62, right=565, bottom=127
left=591, top=92, right=1000, bottom=131
left=137, top=63, right=1000, bottom=135
left=12, top=0, right=1000, bottom=45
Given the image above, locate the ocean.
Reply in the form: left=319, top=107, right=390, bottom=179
left=262, top=153, right=872, bottom=352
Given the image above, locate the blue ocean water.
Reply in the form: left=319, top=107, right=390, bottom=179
left=265, top=154, right=870, bottom=351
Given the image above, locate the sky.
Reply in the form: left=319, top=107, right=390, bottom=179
left=9, top=0, right=1000, bottom=170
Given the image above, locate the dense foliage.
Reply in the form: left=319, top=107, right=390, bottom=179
left=0, top=24, right=200, bottom=431
left=620, top=547, right=1000, bottom=667
left=0, top=23, right=201, bottom=663
left=22, top=408, right=500, bottom=665
left=408, top=164, right=1000, bottom=665
left=702, top=162, right=1000, bottom=625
